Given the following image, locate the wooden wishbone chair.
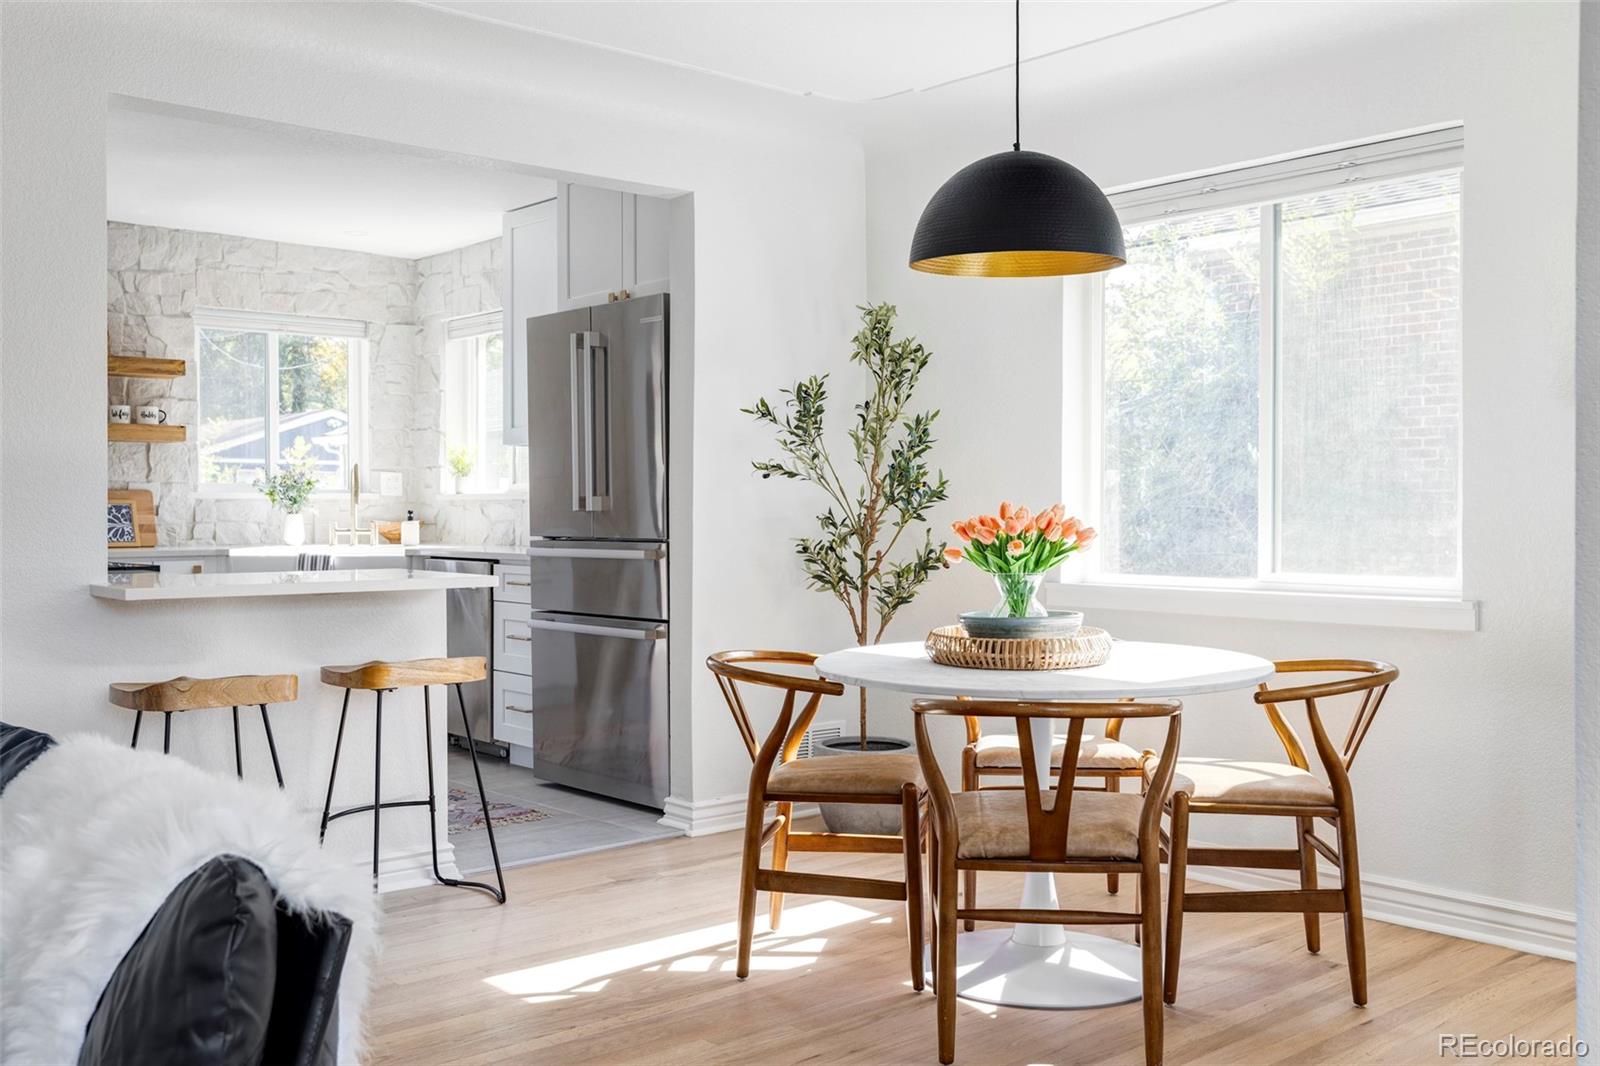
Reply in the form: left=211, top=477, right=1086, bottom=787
left=707, top=651, right=929, bottom=990
left=915, top=697, right=1182, bottom=1066
left=1159, top=659, right=1398, bottom=1008
left=960, top=702, right=1150, bottom=911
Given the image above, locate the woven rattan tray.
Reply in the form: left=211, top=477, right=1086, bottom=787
left=925, top=624, right=1113, bottom=671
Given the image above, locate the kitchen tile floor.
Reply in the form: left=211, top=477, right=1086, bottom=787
left=447, top=748, right=680, bottom=874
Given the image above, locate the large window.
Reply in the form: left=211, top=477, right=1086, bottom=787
left=1092, top=132, right=1462, bottom=592
left=441, top=312, right=527, bottom=494
left=196, top=311, right=368, bottom=491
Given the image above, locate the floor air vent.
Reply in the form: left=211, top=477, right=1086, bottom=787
left=794, top=720, right=843, bottom=759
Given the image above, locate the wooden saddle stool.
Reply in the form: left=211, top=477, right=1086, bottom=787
left=318, top=656, right=506, bottom=903
left=110, top=673, right=295, bottom=788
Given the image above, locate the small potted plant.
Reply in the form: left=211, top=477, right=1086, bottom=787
left=254, top=440, right=320, bottom=546
left=947, top=501, right=1096, bottom=617
left=448, top=447, right=475, bottom=494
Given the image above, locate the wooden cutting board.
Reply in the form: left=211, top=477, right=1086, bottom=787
left=107, top=489, right=157, bottom=549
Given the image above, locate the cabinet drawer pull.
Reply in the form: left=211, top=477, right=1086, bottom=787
left=505, top=632, right=533, bottom=642
left=504, top=704, right=534, bottom=714
left=504, top=579, right=531, bottom=587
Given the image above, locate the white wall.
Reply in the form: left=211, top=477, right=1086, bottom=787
left=0, top=2, right=864, bottom=821
left=864, top=1, right=1580, bottom=952
left=1575, top=0, right=1598, bottom=1040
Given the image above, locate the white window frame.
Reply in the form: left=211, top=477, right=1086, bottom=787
left=441, top=311, right=526, bottom=497
left=194, top=308, right=370, bottom=497
left=1054, top=128, right=1478, bottom=631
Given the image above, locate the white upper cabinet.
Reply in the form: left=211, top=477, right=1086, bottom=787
left=629, top=192, right=672, bottom=297
left=557, top=182, right=672, bottom=308
left=502, top=199, right=558, bottom=447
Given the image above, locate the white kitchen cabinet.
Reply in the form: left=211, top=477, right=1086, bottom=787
left=492, top=670, right=534, bottom=749
left=557, top=182, right=672, bottom=309
left=630, top=192, right=672, bottom=296
left=501, top=199, right=558, bottom=447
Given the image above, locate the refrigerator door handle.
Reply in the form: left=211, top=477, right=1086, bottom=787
left=526, top=542, right=664, bottom=561
left=568, top=331, right=589, bottom=512
left=527, top=617, right=667, bottom=641
left=587, top=334, right=610, bottom=511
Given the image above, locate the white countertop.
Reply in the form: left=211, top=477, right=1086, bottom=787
left=90, top=567, right=499, bottom=602
left=109, top=543, right=530, bottom=562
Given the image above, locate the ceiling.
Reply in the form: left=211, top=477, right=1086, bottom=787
left=423, top=0, right=1223, bottom=103
left=106, top=102, right=557, bottom=260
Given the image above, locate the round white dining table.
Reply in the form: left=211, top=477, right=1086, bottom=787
left=814, top=638, right=1274, bottom=1011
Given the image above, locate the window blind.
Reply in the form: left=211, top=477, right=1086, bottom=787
left=193, top=307, right=370, bottom=339
left=446, top=311, right=503, bottom=341
left=1109, top=126, right=1464, bottom=225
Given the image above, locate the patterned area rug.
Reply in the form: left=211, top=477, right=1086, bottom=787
left=448, top=787, right=549, bottom=832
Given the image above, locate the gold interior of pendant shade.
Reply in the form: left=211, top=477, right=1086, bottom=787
left=910, top=250, right=1126, bottom=278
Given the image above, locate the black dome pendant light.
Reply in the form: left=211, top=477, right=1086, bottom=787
left=908, top=0, right=1125, bottom=277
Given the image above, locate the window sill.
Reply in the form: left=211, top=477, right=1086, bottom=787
left=1044, top=580, right=1479, bottom=632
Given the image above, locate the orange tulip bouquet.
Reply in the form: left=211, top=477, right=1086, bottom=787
left=947, top=502, right=1096, bottom=618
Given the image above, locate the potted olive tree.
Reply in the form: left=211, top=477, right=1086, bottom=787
left=745, top=303, right=948, bottom=833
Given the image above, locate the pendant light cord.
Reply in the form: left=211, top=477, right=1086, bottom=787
left=1012, top=0, right=1021, bottom=150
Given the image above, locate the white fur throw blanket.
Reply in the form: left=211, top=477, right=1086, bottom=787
left=1, top=735, right=377, bottom=1065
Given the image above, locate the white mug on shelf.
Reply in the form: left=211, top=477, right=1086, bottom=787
left=136, top=405, right=168, bottom=425
left=108, top=404, right=131, bottom=424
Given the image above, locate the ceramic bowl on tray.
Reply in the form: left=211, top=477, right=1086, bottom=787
left=958, top=609, right=1084, bottom=640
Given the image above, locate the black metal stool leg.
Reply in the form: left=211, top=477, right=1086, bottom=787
left=372, top=689, right=384, bottom=891
left=232, top=706, right=243, bottom=778
left=130, top=711, right=142, bottom=749
left=455, top=682, right=507, bottom=903
left=162, top=712, right=172, bottom=754
left=424, top=686, right=446, bottom=884
left=320, top=690, right=351, bottom=843
left=259, top=704, right=284, bottom=788
left=418, top=685, right=506, bottom=902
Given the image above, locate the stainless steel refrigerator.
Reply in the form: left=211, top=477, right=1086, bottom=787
left=524, top=293, right=668, bottom=808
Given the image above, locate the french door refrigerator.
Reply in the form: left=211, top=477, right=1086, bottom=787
left=525, top=293, right=668, bottom=808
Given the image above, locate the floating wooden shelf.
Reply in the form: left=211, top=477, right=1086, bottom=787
left=109, top=423, right=186, bottom=443
left=108, top=355, right=186, bottom=379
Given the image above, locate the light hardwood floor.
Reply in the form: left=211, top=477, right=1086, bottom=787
left=368, top=822, right=1576, bottom=1065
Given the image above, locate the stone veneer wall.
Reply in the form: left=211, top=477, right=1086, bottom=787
left=107, top=222, right=525, bottom=546
left=411, top=238, right=527, bottom=545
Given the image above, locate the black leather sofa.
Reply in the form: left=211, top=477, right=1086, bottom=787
left=0, top=722, right=354, bottom=1066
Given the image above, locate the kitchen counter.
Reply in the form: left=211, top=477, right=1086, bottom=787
left=90, top=567, right=498, bottom=601
left=111, top=543, right=529, bottom=563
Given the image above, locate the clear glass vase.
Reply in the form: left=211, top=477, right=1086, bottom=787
left=989, top=571, right=1048, bottom=618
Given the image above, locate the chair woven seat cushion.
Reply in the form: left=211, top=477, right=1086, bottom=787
left=951, top=789, right=1144, bottom=860
left=970, top=733, right=1143, bottom=771
left=1151, top=757, right=1336, bottom=807
left=767, top=753, right=923, bottom=797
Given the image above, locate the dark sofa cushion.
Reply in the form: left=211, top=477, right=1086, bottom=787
left=78, top=856, right=278, bottom=1066
left=0, top=721, right=56, bottom=794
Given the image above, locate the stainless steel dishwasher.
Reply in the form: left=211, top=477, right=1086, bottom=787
left=423, top=556, right=502, bottom=755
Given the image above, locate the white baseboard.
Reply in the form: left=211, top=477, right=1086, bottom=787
left=1186, top=850, right=1576, bottom=961
left=659, top=793, right=820, bottom=837
left=369, top=841, right=459, bottom=894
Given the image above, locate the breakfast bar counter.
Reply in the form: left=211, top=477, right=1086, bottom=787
left=87, top=567, right=497, bottom=891
left=90, top=568, right=496, bottom=601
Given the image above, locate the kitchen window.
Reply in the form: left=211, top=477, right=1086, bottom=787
left=1085, top=129, right=1463, bottom=598
left=195, top=309, right=369, bottom=491
left=441, top=312, right=527, bottom=494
